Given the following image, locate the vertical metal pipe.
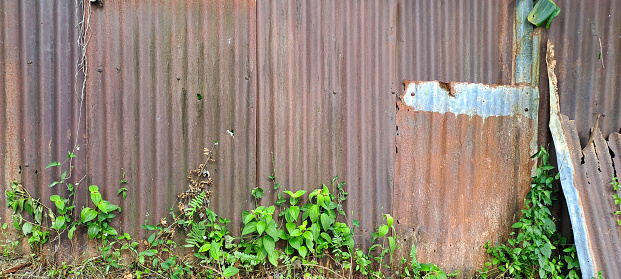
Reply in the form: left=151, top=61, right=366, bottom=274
left=514, top=0, right=534, bottom=84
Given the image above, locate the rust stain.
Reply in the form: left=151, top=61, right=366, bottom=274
left=394, top=107, right=535, bottom=277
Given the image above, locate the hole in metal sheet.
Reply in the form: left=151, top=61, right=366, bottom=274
left=35, top=170, right=38, bottom=174
left=524, top=107, right=529, bottom=112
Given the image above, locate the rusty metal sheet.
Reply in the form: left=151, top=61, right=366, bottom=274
left=0, top=0, right=85, bottom=237
left=541, top=0, right=621, bottom=145
left=256, top=0, right=399, bottom=245
left=85, top=0, right=257, bottom=240
left=394, top=80, right=539, bottom=277
left=398, top=0, right=515, bottom=85
left=548, top=41, right=621, bottom=279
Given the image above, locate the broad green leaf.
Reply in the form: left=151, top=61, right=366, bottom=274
left=263, top=236, right=276, bottom=254
left=389, top=236, right=396, bottom=253
left=243, top=213, right=255, bottom=224
left=222, top=267, right=239, bottom=277
left=148, top=232, right=156, bottom=243
left=257, top=220, right=266, bottom=235
left=378, top=225, right=389, bottom=237
left=90, top=192, right=102, bottom=206
left=68, top=226, right=76, bottom=239
left=22, top=223, right=33, bottom=235
left=54, top=200, right=65, bottom=213
left=267, top=250, right=279, bottom=267
left=286, top=222, right=296, bottom=235
left=242, top=221, right=257, bottom=235
left=512, top=222, right=523, bottom=229
left=309, top=189, right=319, bottom=200
left=302, top=231, right=313, bottom=241
left=52, top=216, right=66, bottom=230
left=50, top=195, right=61, bottom=202
left=289, top=206, right=300, bottom=222
left=385, top=214, right=394, bottom=227
left=198, top=242, right=211, bottom=253
left=252, top=188, right=264, bottom=199
left=88, top=224, right=100, bottom=239
left=266, top=225, right=280, bottom=242
left=46, top=161, right=61, bottom=168
left=294, top=190, right=307, bottom=198
left=104, top=226, right=118, bottom=236
left=322, top=184, right=329, bottom=195
left=209, top=241, right=221, bottom=260
left=289, top=236, right=302, bottom=249
left=542, top=242, right=552, bottom=258
left=317, top=194, right=325, bottom=208
left=35, top=207, right=43, bottom=224
left=140, top=249, right=158, bottom=257
left=49, top=181, right=61, bottom=188
left=81, top=208, right=98, bottom=223
left=321, top=232, right=332, bottom=243
left=320, top=213, right=334, bottom=230
left=308, top=205, right=319, bottom=223
left=298, top=246, right=308, bottom=258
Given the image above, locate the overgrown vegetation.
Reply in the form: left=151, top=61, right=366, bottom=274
left=2, top=144, right=455, bottom=278
left=478, top=147, right=582, bottom=279
left=2, top=145, right=589, bottom=278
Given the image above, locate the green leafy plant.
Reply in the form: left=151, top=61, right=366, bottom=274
left=4, top=142, right=455, bottom=279
left=77, top=185, right=121, bottom=241
left=0, top=217, right=18, bottom=259
left=479, top=147, right=580, bottom=279
left=6, top=152, right=81, bottom=250
left=401, top=244, right=459, bottom=279
left=612, top=176, right=621, bottom=225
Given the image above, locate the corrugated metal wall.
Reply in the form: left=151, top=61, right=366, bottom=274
left=398, top=0, right=515, bottom=85
left=256, top=0, right=399, bottom=242
left=85, top=0, right=257, bottom=238
left=1, top=0, right=620, bottom=274
left=542, top=0, right=621, bottom=144
left=0, top=0, right=85, bottom=224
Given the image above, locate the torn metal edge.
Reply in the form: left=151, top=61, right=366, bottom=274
left=547, top=41, right=595, bottom=278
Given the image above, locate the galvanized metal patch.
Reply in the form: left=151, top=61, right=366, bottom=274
left=403, top=81, right=538, bottom=119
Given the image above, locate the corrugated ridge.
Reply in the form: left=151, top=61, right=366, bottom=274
left=85, top=0, right=256, bottom=239
left=546, top=0, right=621, bottom=144
left=257, top=0, right=398, bottom=244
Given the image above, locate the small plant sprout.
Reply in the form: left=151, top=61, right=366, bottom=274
left=612, top=176, right=621, bottom=225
